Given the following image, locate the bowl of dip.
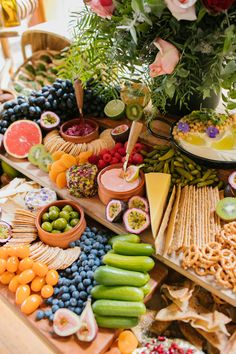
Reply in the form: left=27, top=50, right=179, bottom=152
left=60, top=118, right=99, bottom=144
left=97, top=163, right=145, bottom=205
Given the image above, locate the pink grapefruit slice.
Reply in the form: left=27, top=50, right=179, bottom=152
left=3, top=120, right=42, bottom=159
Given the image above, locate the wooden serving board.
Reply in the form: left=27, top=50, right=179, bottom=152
left=1, top=154, right=235, bottom=306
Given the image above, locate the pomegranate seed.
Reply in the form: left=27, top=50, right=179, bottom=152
left=145, top=343, right=151, bottom=348
left=158, top=336, right=166, bottom=342
left=186, top=350, right=193, bottom=354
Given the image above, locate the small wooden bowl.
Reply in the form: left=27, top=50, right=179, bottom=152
left=35, top=200, right=86, bottom=249
left=97, top=163, right=145, bottom=205
left=60, top=118, right=99, bottom=144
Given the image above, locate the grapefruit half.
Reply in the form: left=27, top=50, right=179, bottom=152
left=3, top=120, right=42, bottom=159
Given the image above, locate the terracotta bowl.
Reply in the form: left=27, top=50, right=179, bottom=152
left=97, top=163, right=145, bottom=205
left=60, top=118, right=99, bottom=144
left=35, top=200, right=86, bottom=249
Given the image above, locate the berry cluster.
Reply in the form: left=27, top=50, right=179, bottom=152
left=88, top=142, right=145, bottom=170
left=36, top=226, right=111, bottom=322
left=83, top=79, right=110, bottom=118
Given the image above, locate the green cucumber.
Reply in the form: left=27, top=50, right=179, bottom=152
left=108, top=234, right=140, bottom=246
left=113, top=241, right=154, bottom=256
left=91, top=285, right=144, bottom=302
left=95, top=315, right=139, bottom=329
left=103, top=253, right=155, bottom=272
left=93, top=299, right=146, bottom=317
left=141, top=282, right=151, bottom=296
left=94, top=266, right=149, bottom=287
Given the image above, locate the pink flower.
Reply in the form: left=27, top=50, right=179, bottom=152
left=88, top=0, right=115, bottom=19
left=165, top=0, right=197, bottom=21
left=149, top=38, right=180, bottom=78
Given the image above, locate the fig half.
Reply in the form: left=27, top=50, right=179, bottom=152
left=53, top=308, right=81, bottom=337
left=76, top=298, right=98, bottom=342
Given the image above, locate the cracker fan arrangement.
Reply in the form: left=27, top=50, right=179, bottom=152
left=1, top=61, right=236, bottom=354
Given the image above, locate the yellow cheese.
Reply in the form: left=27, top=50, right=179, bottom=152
left=145, top=173, right=171, bottom=239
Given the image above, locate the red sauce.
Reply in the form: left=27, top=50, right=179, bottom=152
left=65, top=123, right=95, bottom=137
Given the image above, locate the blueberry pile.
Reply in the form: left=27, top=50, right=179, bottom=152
left=0, top=79, right=78, bottom=134
left=36, top=226, right=111, bottom=322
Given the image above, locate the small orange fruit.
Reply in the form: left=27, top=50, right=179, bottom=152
left=18, top=269, right=35, bottom=285
left=31, top=276, right=46, bottom=292
left=0, top=258, right=7, bottom=274
left=52, top=151, right=65, bottom=161
left=6, top=256, right=19, bottom=273
left=32, top=262, right=48, bottom=277
left=21, top=294, right=42, bottom=315
left=0, top=248, right=8, bottom=259
left=0, top=271, right=15, bottom=285
left=8, top=275, right=20, bottom=292
left=41, top=284, right=54, bottom=298
left=7, top=247, right=18, bottom=257
left=16, top=246, right=30, bottom=259
left=60, top=154, right=77, bottom=169
left=19, top=257, right=34, bottom=272
left=15, top=285, right=30, bottom=305
left=45, top=269, right=59, bottom=286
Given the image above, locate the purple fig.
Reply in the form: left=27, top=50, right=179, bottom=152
left=53, top=308, right=81, bottom=337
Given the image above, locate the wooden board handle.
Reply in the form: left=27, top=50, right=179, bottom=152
left=74, top=79, right=84, bottom=116
left=126, top=121, right=143, bottom=155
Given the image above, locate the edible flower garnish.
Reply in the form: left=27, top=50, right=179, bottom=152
left=206, top=126, right=219, bottom=138
left=177, top=122, right=190, bottom=133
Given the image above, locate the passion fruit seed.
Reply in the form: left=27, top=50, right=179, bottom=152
left=43, top=114, right=57, bottom=124
left=128, top=210, right=147, bottom=230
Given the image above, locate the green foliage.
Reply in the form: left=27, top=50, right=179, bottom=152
left=58, top=2, right=236, bottom=113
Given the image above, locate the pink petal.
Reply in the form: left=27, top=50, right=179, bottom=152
left=89, top=0, right=115, bottom=19
left=165, top=0, right=197, bottom=21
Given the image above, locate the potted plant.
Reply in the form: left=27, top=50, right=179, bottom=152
left=59, top=0, right=236, bottom=117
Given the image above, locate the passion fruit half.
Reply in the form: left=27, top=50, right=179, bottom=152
left=40, top=111, right=60, bottom=131
left=111, top=124, right=130, bottom=143
left=0, top=220, right=11, bottom=244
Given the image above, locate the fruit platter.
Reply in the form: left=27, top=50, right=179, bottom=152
left=0, top=60, right=236, bottom=354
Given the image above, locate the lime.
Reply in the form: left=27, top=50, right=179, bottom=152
left=49, top=206, right=60, bottom=213
left=64, top=224, right=73, bottom=232
left=212, top=135, right=235, bottom=150
left=49, top=210, right=59, bottom=221
left=51, top=230, right=61, bottom=234
left=59, top=210, right=70, bottom=221
left=70, top=218, right=80, bottom=227
left=42, top=212, right=50, bottom=222
left=62, top=205, right=73, bottom=213
left=70, top=211, right=79, bottom=220
left=53, top=218, right=67, bottom=231
left=104, top=99, right=125, bottom=120
left=41, top=222, right=52, bottom=232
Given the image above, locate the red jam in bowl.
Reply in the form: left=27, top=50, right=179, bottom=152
left=65, top=123, right=95, bottom=137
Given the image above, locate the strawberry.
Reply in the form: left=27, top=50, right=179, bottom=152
left=114, top=142, right=123, bottom=151
left=110, top=157, right=119, bottom=164
left=88, top=155, right=99, bottom=165
left=114, top=152, right=122, bottom=161
left=102, top=153, right=112, bottom=163
left=117, top=147, right=126, bottom=156
left=132, top=153, right=144, bottom=164
left=98, top=159, right=107, bottom=169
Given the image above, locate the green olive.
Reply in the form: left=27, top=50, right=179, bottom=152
left=70, top=211, right=79, bottom=219
left=49, top=206, right=60, bottom=213
left=59, top=210, right=70, bottom=221
left=62, top=205, right=73, bottom=213
left=64, top=224, right=73, bottom=232
left=70, top=218, right=80, bottom=227
left=51, top=229, right=61, bottom=234
left=42, top=212, right=50, bottom=222
left=41, top=222, right=52, bottom=232
left=53, top=218, right=67, bottom=231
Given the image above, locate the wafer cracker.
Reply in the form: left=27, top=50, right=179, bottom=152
left=174, top=186, right=187, bottom=249
left=164, top=185, right=181, bottom=256
left=155, top=186, right=176, bottom=255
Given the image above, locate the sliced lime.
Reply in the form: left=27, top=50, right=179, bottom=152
left=104, top=99, right=125, bottom=120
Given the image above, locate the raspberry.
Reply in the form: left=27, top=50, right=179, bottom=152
left=102, top=153, right=112, bottom=163
left=110, top=157, right=119, bottom=164
left=117, top=147, right=126, bottom=156
left=158, top=337, right=166, bottom=342
left=110, top=148, right=116, bottom=156
left=88, top=155, right=99, bottom=165
left=114, top=142, right=123, bottom=150
left=132, top=153, right=144, bottom=164
left=114, top=152, right=122, bottom=161
left=133, top=142, right=144, bottom=153
left=98, top=159, right=107, bottom=169
left=100, top=149, right=109, bottom=156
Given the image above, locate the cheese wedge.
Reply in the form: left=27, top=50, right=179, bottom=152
left=145, top=173, right=171, bottom=239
